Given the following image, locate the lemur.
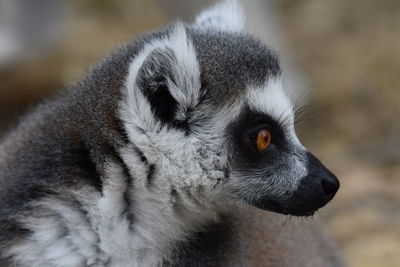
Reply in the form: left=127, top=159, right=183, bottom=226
left=0, top=1, right=342, bottom=266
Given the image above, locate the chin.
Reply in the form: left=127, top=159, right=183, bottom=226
left=246, top=176, right=339, bottom=217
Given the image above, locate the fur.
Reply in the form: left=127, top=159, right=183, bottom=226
left=0, top=1, right=341, bottom=266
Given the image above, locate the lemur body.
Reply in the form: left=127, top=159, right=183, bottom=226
left=0, top=1, right=342, bottom=266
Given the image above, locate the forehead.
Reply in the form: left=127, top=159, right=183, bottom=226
left=246, top=79, right=294, bottom=125
left=188, top=29, right=281, bottom=104
left=187, top=29, right=292, bottom=125
left=231, top=79, right=299, bottom=149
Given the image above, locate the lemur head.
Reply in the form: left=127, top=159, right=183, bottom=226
left=120, top=0, right=339, bottom=217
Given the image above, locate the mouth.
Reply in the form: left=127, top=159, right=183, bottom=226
left=247, top=177, right=339, bottom=217
left=248, top=196, right=320, bottom=217
left=248, top=153, right=340, bottom=217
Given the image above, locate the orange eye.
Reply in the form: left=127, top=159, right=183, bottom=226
left=256, top=129, right=271, bottom=152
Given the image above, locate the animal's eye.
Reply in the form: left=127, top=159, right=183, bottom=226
left=256, top=129, right=271, bottom=152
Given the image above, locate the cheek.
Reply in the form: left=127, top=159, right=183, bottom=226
left=228, top=151, right=307, bottom=197
left=266, top=151, right=308, bottom=185
left=229, top=142, right=283, bottom=174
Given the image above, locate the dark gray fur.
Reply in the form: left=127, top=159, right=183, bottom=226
left=189, top=29, right=281, bottom=104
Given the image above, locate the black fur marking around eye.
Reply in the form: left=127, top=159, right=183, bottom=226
left=226, top=105, right=289, bottom=171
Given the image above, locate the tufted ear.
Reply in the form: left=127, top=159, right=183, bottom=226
left=123, top=24, right=201, bottom=132
left=195, top=0, right=245, bottom=32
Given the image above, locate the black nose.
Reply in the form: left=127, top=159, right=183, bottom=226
left=250, top=152, right=340, bottom=217
left=321, top=174, right=340, bottom=199
left=281, top=152, right=340, bottom=216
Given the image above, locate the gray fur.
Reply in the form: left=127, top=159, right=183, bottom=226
left=0, top=1, right=342, bottom=266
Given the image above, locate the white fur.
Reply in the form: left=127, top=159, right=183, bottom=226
left=92, top=139, right=226, bottom=266
left=122, top=23, right=201, bottom=137
left=115, top=23, right=235, bottom=265
left=4, top=151, right=225, bottom=267
left=246, top=77, right=304, bottom=148
left=5, top=197, right=102, bottom=267
left=195, top=0, right=245, bottom=32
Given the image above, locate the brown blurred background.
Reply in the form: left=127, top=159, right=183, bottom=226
left=0, top=1, right=399, bottom=266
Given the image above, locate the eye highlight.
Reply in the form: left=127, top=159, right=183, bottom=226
left=256, top=129, right=272, bottom=152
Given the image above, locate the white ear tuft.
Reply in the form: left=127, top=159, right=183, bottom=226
left=195, top=0, right=245, bottom=32
left=122, top=24, right=201, bottom=133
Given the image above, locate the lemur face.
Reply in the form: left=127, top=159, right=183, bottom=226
left=227, top=87, right=339, bottom=216
left=121, top=1, right=339, bottom=217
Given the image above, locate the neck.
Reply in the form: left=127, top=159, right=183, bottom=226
left=89, top=143, right=226, bottom=265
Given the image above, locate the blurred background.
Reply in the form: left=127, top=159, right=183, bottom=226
left=0, top=0, right=399, bottom=266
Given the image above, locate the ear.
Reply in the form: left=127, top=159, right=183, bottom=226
left=123, top=24, right=201, bottom=132
left=195, top=0, right=245, bottom=32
